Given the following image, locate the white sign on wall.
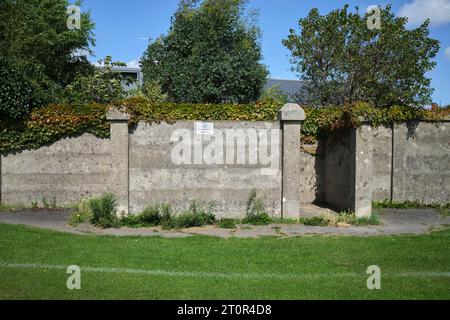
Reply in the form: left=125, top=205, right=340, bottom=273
left=195, top=122, right=214, bottom=135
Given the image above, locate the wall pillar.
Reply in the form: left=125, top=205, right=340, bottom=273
left=279, top=103, right=306, bottom=219
left=106, top=108, right=130, bottom=214
left=350, top=125, right=373, bottom=217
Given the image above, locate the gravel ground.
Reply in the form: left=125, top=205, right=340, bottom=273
left=0, top=207, right=448, bottom=238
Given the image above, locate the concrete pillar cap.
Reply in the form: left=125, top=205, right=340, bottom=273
left=278, top=103, right=306, bottom=121
left=106, top=107, right=130, bottom=121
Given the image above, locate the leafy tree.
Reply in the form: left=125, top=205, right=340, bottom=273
left=140, top=81, right=168, bottom=103
left=0, top=0, right=95, bottom=105
left=141, top=0, right=268, bottom=104
left=282, top=5, right=440, bottom=107
left=0, top=58, right=42, bottom=120
left=62, top=56, right=133, bottom=104
left=260, top=85, right=289, bottom=105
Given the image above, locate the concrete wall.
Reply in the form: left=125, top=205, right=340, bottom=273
left=0, top=134, right=112, bottom=205
left=299, top=149, right=324, bottom=204
left=1, top=113, right=448, bottom=218
left=318, top=121, right=450, bottom=213
left=0, top=102, right=305, bottom=218
left=371, top=125, right=393, bottom=201
left=129, top=121, right=282, bottom=218
left=366, top=122, right=450, bottom=204
left=392, top=122, right=450, bottom=204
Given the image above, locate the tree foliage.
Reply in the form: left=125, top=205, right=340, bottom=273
left=0, top=57, right=42, bottom=120
left=141, top=0, right=268, bottom=104
left=0, top=0, right=95, bottom=105
left=61, top=56, right=133, bottom=105
left=283, top=5, right=440, bottom=107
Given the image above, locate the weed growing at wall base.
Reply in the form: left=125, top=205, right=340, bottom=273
left=169, top=201, right=217, bottom=229
left=373, top=200, right=450, bottom=210
left=373, top=200, right=450, bottom=218
left=299, top=212, right=381, bottom=227
left=69, top=193, right=384, bottom=230
left=88, top=194, right=119, bottom=228
left=217, top=218, right=238, bottom=229
left=356, top=215, right=381, bottom=226
left=119, top=202, right=217, bottom=230
left=0, top=203, right=26, bottom=212
left=242, top=190, right=272, bottom=225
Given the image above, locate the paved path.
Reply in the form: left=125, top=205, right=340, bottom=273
left=0, top=208, right=448, bottom=238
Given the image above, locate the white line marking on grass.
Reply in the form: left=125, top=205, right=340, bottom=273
left=0, top=262, right=449, bottom=280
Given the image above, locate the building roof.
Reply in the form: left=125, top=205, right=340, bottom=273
left=112, top=67, right=142, bottom=73
left=111, top=67, right=305, bottom=101
left=264, top=78, right=306, bottom=98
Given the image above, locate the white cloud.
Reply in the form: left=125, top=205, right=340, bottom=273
left=127, top=59, right=140, bottom=68
left=445, top=47, right=450, bottom=60
left=398, top=0, right=450, bottom=26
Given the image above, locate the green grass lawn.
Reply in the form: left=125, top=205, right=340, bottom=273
left=0, top=222, right=449, bottom=300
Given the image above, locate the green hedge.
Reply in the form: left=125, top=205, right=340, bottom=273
left=0, top=97, right=448, bottom=154
left=0, top=104, right=110, bottom=154
left=301, top=102, right=449, bottom=144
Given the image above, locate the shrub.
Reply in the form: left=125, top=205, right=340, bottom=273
left=260, top=85, right=289, bottom=106
left=89, top=194, right=119, bottom=228
left=68, top=199, right=95, bottom=226
left=271, top=217, right=299, bottom=225
left=356, top=215, right=381, bottom=226
left=337, top=212, right=357, bottom=225
left=319, top=211, right=358, bottom=226
left=299, top=212, right=380, bottom=227
left=173, top=212, right=199, bottom=229
left=194, top=201, right=216, bottom=226
left=139, top=205, right=162, bottom=226
left=69, top=210, right=92, bottom=227
left=217, top=218, right=238, bottom=229
left=61, top=56, right=132, bottom=105
left=245, top=190, right=264, bottom=216
left=142, top=81, right=168, bottom=103
left=119, top=204, right=173, bottom=228
left=173, top=201, right=216, bottom=229
left=159, top=204, right=175, bottom=229
left=299, top=216, right=327, bottom=226
left=119, top=202, right=216, bottom=229
left=42, top=197, right=50, bottom=209
left=119, top=214, right=142, bottom=228
left=242, top=190, right=272, bottom=225
left=242, top=212, right=272, bottom=226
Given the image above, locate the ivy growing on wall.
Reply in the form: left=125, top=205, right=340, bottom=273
left=0, top=97, right=448, bottom=155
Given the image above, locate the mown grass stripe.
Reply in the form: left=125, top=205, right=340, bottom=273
left=1, top=261, right=449, bottom=280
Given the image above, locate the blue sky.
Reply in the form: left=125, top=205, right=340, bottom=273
left=81, top=0, right=450, bottom=105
